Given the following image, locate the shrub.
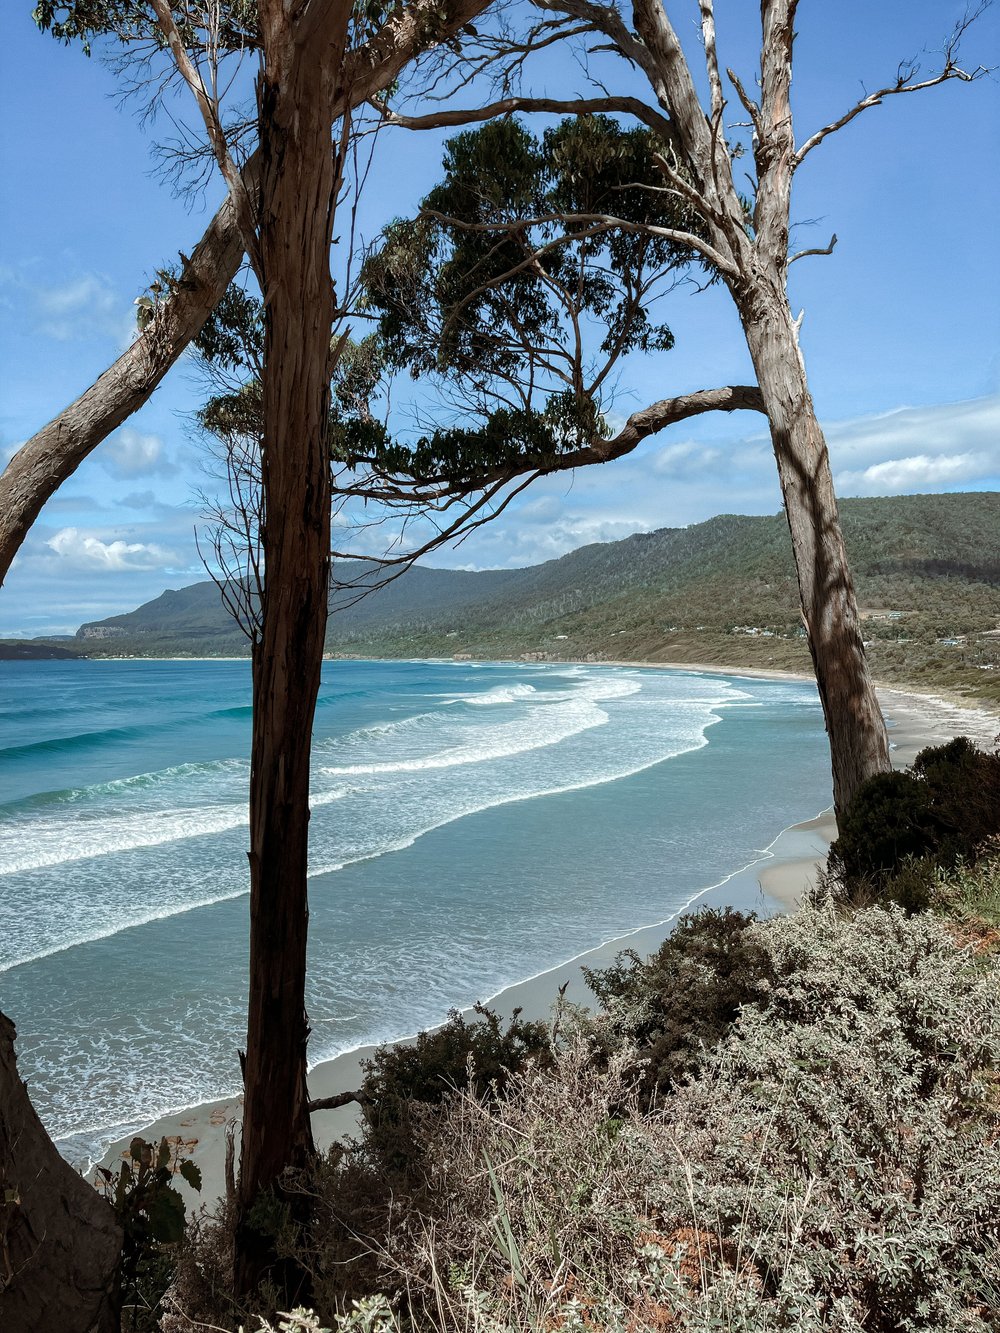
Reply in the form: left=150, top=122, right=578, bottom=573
left=357, top=1004, right=550, bottom=1177
left=374, top=904, right=1000, bottom=1332
left=96, top=1136, right=201, bottom=1332
left=932, top=854, right=1000, bottom=953
left=582, top=906, right=774, bottom=1096
left=260, top=1007, right=552, bottom=1316
left=828, top=737, right=1000, bottom=907
left=913, top=735, right=1000, bottom=859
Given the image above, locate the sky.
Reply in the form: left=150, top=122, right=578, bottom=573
left=1, top=1, right=998, bottom=637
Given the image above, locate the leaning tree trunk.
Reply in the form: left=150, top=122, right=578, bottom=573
left=0, top=171, right=253, bottom=587
left=740, top=285, right=890, bottom=814
left=234, top=3, right=349, bottom=1297
left=0, top=1009, right=122, bottom=1332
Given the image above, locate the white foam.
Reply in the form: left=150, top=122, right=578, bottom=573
left=0, top=668, right=733, bottom=973
left=11, top=663, right=831, bottom=1156
left=458, top=683, right=538, bottom=705
left=0, top=801, right=250, bottom=877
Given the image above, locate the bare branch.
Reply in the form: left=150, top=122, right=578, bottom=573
left=374, top=93, right=675, bottom=142
left=726, top=66, right=762, bottom=139
left=307, top=1089, right=365, bottom=1112
left=788, top=232, right=837, bottom=264
left=532, top=0, right=658, bottom=83
left=585, top=383, right=765, bottom=461
left=794, top=6, right=989, bottom=169
left=421, top=206, right=738, bottom=277
left=699, top=0, right=725, bottom=123
left=148, top=0, right=260, bottom=271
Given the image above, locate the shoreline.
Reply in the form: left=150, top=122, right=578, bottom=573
left=93, top=664, right=999, bottom=1211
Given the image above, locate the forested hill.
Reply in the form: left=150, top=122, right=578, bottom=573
left=68, top=492, right=1000, bottom=701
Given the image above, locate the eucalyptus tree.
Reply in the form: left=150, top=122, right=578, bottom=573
left=195, top=113, right=766, bottom=572
left=363, top=0, right=987, bottom=814
left=24, top=0, right=494, bottom=1299
left=13, top=3, right=988, bottom=821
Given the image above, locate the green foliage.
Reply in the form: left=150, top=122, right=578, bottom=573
left=162, top=873, right=1000, bottom=1330
left=358, top=1003, right=550, bottom=1176
left=583, top=906, right=773, bottom=1096
left=359, top=114, right=694, bottom=484
left=198, top=382, right=264, bottom=443
left=97, top=1135, right=200, bottom=1330
left=196, top=286, right=264, bottom=375
left=33, top=0, right=258, bottom=55
left=933, top=855, right=1000, bottom=946
left=829, top=737, right=1000, bottom=907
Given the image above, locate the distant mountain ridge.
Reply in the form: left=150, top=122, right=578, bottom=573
left=71, top=493, right=1000, bottom=702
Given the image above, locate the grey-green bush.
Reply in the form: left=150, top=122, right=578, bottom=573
left=376, top=904, right=1000, bottom=1332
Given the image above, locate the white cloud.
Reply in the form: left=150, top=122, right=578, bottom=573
left=0, top=266, right=133, bottom=344
left=827, top=395, right=1000, bottom=497
left=837, top=451, right=992, bottom=495
left=46, top=527, right=176, bottom=572
left=652, top=439, right=723, bottom=477
left=827, top=395, right=1000, bottom=478
left=101, top=428, right=175, bottom=478
left=34, top=274, right=123, bottom=342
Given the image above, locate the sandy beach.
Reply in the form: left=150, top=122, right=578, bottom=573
left=97, top=666, right=999, bottom=1211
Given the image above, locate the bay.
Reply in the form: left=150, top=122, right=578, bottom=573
left=0, top=657, right=831, bottom=1166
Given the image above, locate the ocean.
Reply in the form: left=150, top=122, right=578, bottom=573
left=0, top=657, right=832, bottom=1167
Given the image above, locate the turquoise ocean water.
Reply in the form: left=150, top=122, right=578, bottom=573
left=0, top=658, right=831, bottom=1166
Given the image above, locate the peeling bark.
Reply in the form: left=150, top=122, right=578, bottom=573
left=0, top=1010, right=121, bottom=1333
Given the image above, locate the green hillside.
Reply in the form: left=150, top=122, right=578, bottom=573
left=71, top=492, right=1000, bottom=703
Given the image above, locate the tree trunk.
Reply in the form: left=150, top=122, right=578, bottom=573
left=0, top=1010, right=122, bottom=1333
left=739, top=284, right=890, bottom=814
left=233, top=5, right=349, bottom=1295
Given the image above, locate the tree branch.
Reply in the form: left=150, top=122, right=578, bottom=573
left=374, top=93, right=675, bottom=142
left=336, top=384, right=764, bottom=572
left=0, top=164, right=255, bottom=588
left=794, top=18, right=987, bottom=171
left=726, top=66, right=762, bottom=139
left=583, top=383, right=765, bottom=462
left=699, top=0, right=725, bottom=124
left=788, top=232, right=837, bottom=264
left=307, top=1089, right=365, bottom=1112
left=421, top=206, right=738, bottom=277
left=359, top=383, right=764, bottom=503
left=148, top=0, right=260, bottom=272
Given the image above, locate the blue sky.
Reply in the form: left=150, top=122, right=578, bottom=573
left=1, top=1, right=998, bottom=637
